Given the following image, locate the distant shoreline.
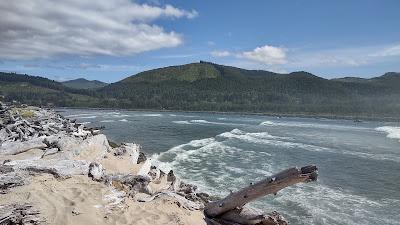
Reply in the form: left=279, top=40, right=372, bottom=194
left=55, top=107, right=400, bottom=122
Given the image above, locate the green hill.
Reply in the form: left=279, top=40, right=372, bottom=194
left=1, top=62, right=400, bottom=119
left=62, top=78, right=108, bottom=89
left=99, top=62, right=400, bottom=118
left=0, top=72, right=100, bottom=107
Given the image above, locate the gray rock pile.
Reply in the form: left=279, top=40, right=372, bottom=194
left=0, top=103, right=212, bottom=224
left=0, top=102, right=100, bottom=156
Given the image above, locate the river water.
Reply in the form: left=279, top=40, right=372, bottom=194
left=59, top=109, right=400, bottom=225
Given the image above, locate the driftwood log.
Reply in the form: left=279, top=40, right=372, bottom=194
left=204, top=165, right=318, bottom=225
left=0, top=203, right=43, bottom=225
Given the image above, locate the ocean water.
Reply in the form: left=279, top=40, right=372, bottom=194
left=59, top=109, right=400, bottom=225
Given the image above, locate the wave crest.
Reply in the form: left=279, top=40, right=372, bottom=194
left=376, top=126, right=400, bottom=142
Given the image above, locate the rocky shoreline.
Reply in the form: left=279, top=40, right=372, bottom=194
left=0, top=102, right=317, bottom=225
left=0, top=103, right=214, bottom=225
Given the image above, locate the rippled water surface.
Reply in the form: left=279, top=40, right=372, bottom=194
left=59, top=109, right=400, bottom=225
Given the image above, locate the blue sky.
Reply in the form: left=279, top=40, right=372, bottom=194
left=0, top=0, right=399, bottom=82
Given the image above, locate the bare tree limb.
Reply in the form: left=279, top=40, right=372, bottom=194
left=204, top=165, right=318, bottom=218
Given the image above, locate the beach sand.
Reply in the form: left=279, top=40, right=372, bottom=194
left=0, top=147, right=207, bottom=225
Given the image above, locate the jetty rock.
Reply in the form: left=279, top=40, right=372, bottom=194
left=0, top=103, right=209, bottom=225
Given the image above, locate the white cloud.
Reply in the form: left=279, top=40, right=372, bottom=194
left=211, top=50, right=231, bottom=57
left=241, top=45, right=287, bottom=65
left=369, top=44, right=400, bottom=57
left=290, top=43, right=400, bottom=69
left=0, top=0, right=198, bottom=60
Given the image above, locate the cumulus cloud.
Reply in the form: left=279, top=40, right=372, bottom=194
left=0, top=0, right=198, bottom=60
left=211, top=50, right=231, bottom=57
left=241, top=45, right=287, bottom=65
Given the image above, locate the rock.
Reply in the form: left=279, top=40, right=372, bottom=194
left=105, top=174, right=151, bottom=196
left=126, top=143, right=140, bottom=164
left=44, top=134, right=109, bottom=160
left=75, top=134, right=110, bottom=160
left=167, top=170, right=176, bottom=182
left=137, top=159, right=152, bottom=177
left=149, top=167, right=161, bottom=181
left=168, top=176, right=181, bottom=192
left=71, top=208, right=81, bottom=216
left=137, top=152, right=147, bottom=164
left=114, top=143, right=140, bottom=164
left=73, top=125, right=91, bottom=138
left=178, top=182, right=197, bottom=194
left=88, top=162, right=104, bottom=181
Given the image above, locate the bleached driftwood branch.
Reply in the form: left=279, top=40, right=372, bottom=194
left=204, top=165, right=318, bottom=225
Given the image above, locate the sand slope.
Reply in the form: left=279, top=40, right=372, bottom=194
left=0, top=173, right=205, bottom=225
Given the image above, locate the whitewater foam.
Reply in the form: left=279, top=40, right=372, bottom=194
left=375, top=126, right=400, bottom=142
left=76, top=115, right=97, bottom=119
left=220, top=130, right=400, bottom=162
left=111, top=114, right=130, bottom=118
left=100, top=120, right=115, bottom=123
left=65, top=113, right=98, bottom=118
left=172, top=120, right=192, bottom=125
left=260, top=120, right=370, bottom=131
left=118, top=119, right=128, bottom=122
left=141, top=113, right=163, bottom=117
left=172, top=119, right=245, bottom=126
left=257, top=183, right=400, bottom=225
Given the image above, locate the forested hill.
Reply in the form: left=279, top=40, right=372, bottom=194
left=99, top=62, right=400, bottom=118
left=62, top=78, right=108, bottom=89
left=1, top=62, right=400, bottom=119
left=0, top=72, right=101, bottom=107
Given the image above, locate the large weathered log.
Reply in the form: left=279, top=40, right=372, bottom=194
left=204, top=165, right=318, bottom=218
left=0, top=138, right=47, bottom=155
left=4, top=159, right=90, bottom=179
left=136, top=191, right=204, bottom=210
left=0, top=166, right=26, bottom=194
left=216, top=207, right=287, bottom=225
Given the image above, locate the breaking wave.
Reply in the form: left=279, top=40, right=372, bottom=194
left=375, top=126, right=400, bottom=142
left=111, top=114, right=130, bottom=118
left=65, top=113, right=98, bottom=118
left=76, top=115, right=97, bottom=119
left=100, top=120, right=115, bottom=123
left=260, top=120, right=370, bottom=131
left=172, top=119, right=246, bottom=126
left=155, top=128, right=400, bottom=179
left=153, top=128, right=400, bottom=225
left=141, top=113, right=163, bottom=117
left=172, top=120, right=192, bottom=125
left=118, top=119, right=128, bottom=122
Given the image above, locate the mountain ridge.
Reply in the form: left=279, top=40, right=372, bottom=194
left=1, top=62, right=400, bottom=119
left=62, top=78, right=108, bottom=89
